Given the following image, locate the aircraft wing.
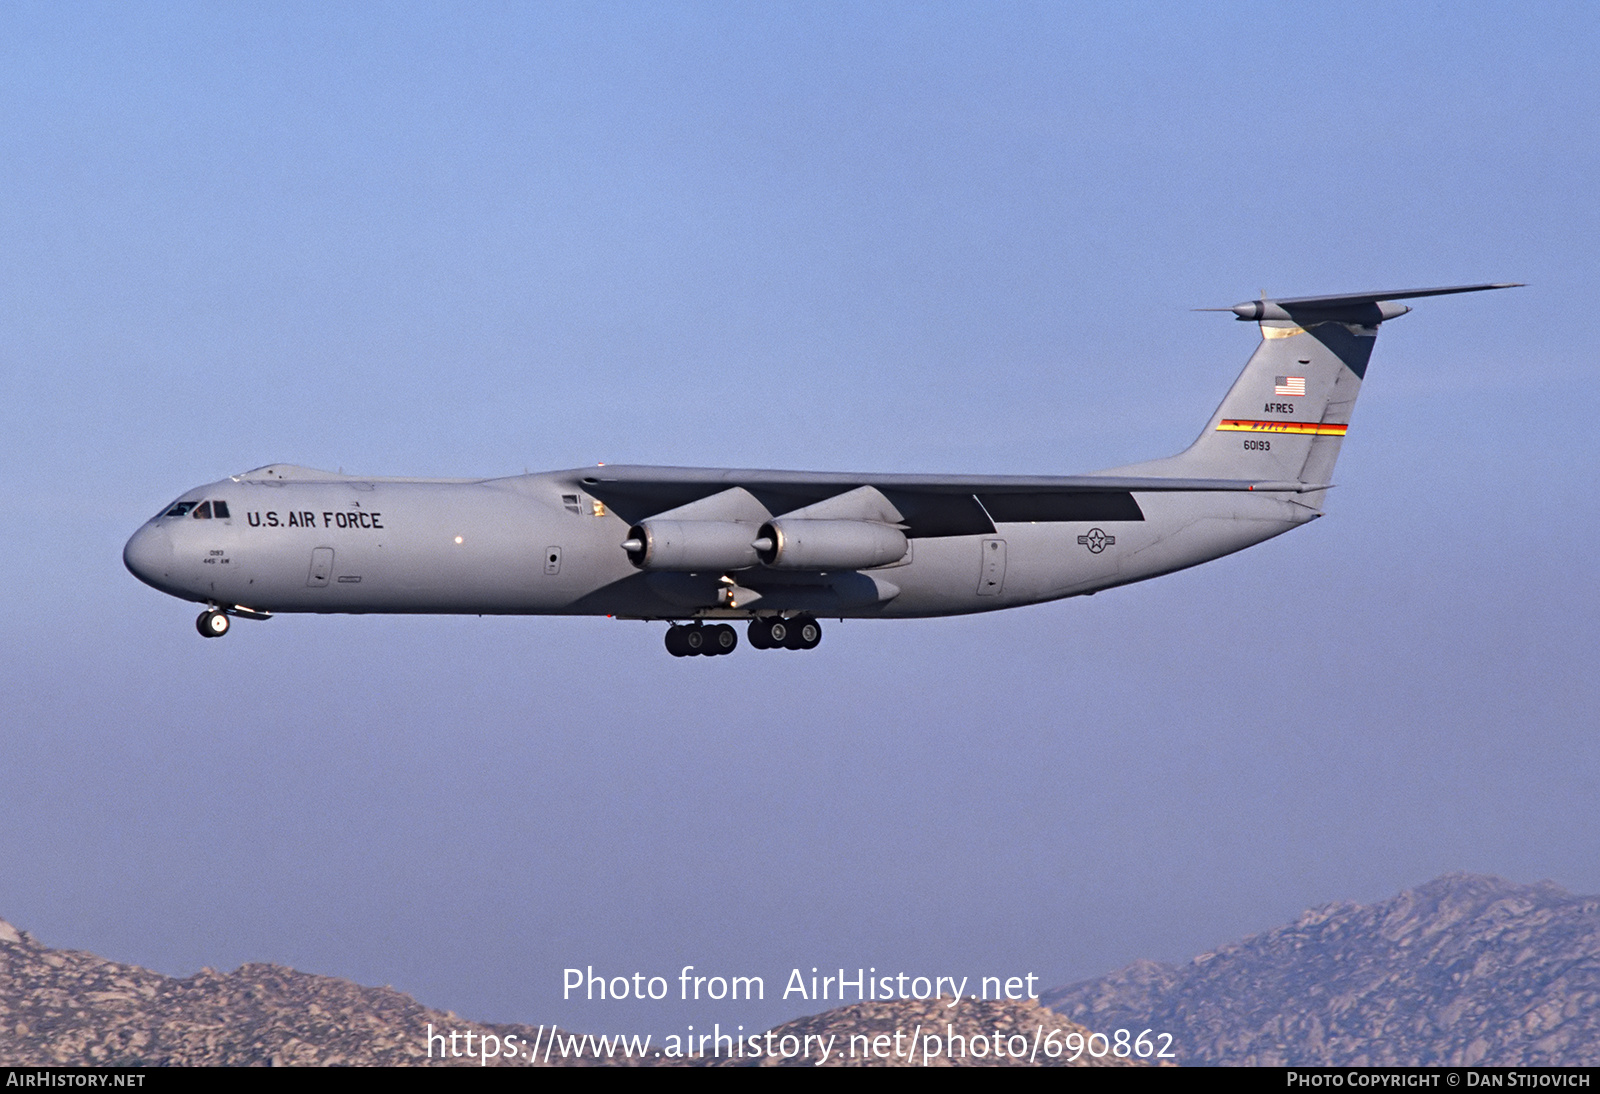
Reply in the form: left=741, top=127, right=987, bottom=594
left=564, top=465, right=1306, bottom=535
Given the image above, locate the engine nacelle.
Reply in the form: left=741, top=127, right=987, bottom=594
left=622, top=520, right=760, bottom=571
left=755, top=519, right=908, bottom=571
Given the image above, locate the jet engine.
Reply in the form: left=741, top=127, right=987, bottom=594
left=753, top=519, right=908, bottom=571
left=621, top=520, right=760, bottom=571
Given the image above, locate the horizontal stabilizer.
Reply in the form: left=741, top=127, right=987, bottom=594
left=1203, top=282, right=1522, bottom=324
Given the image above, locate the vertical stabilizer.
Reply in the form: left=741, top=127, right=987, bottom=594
left=1104, top=284, right=1520, bottom=507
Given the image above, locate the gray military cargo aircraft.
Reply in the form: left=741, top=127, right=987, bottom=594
left=124, top=283, right=1516, bottom=656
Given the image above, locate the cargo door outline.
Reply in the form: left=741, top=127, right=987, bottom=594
left=977, top=537, right=1007, bottom=596
left=307, top=547, right=335, bottom=587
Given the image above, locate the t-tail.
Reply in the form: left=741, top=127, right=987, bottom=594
left=1109, top=283, right=1521, bottom=508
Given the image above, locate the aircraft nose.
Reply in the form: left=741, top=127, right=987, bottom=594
left=123, top=523, right=175, bottom=590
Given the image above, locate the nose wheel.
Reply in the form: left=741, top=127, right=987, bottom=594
left=196, top=609, right=231, bottom=638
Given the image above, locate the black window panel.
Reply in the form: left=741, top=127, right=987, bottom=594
left=192, top=501, right=213, bottom=519
left=211, top=500, right=230, bottom=519
left=164, top=502, right=197, bottom=518
left=977, top=491, right=1144, bottom=523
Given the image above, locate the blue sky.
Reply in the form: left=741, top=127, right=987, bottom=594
left=2, top=2, right=1596, bottom=1037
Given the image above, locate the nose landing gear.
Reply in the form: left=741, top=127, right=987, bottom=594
left=194, top=604, right=270, bottom=638
left=196, top=609, right=231, bottom=638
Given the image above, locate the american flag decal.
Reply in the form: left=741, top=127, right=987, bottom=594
left=1274, top=376, right=1306, bottom=396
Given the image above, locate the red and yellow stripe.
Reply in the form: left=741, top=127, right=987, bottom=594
left=1216, top=419, right=1348, bottom=436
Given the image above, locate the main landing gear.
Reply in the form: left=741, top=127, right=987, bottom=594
left=196, top=609, right=231, bottom=638
left=748, top=615, right=821, bottom=651
left=665, top=623, right=738, bottom=657
left=664, top=615, right=824, bottom=656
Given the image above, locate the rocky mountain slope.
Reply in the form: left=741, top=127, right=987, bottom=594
left=0, top=918, right=1111, bottom=1066
left=711, top=997, right=1142, bottom=1067
left=1044, top=874, right=1600, bottom=1067
left=0, top=916, right=556, bottom=1066
left=9, top=873, right=1590, bottom=1067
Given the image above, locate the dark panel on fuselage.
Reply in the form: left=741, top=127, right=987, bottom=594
left=586, top=473, right=1154, bottom=537
left=586, top=477, right=998, bottom=538
left=881, top=490, right=996, bottom=538
left=977, top=490, right=1145, bottom=523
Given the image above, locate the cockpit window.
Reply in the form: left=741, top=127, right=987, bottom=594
left=160, top=499, right=231, bottom=519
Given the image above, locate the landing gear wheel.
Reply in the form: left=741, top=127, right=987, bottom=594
left=197, top=609, right=230, bottom=638
left=767, top=619, right=789, bottom=647
left=683, top=626, right=708, bottom=655
left=781, top=614, right=821, bottom=650
left=664, top=625, right=690, bottom=657
left=747, top=619, right=773, bottom=649
left=709, top=623, right=738, bottom=654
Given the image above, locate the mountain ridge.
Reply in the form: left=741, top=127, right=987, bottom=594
left=6, top=872, right=1595, bottom=1066
left=0, top=921, right=1111, bottom=1067
left=1043, top=873, right=1600, bottom=1066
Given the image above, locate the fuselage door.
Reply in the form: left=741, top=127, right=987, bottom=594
left=977, top=537, right=1007, bottom=596
left=307, top=547, right=335, bottom=587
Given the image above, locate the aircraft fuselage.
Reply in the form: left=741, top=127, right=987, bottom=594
left=123, top=284, right=1518, bottom=652
left=123, top=469, right=1309, bottom=621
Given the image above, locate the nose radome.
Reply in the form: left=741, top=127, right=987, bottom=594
left=123, top=524, right=175, bottom=590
